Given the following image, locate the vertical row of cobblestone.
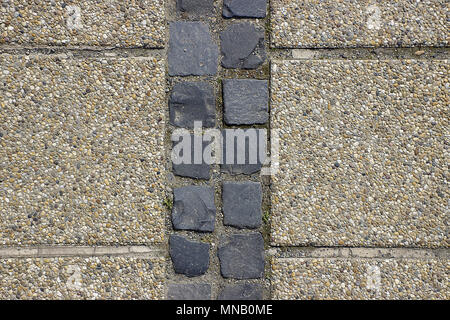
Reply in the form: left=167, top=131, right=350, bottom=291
left=166, top=0, right=269, bottom=300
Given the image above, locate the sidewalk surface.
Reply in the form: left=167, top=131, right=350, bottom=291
left=0, top=0, right=448, bottom=300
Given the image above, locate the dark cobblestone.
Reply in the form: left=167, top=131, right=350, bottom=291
left=172, top=134, right=211, bottom=179
left=223, top=0, right=267, bottom=18
left=170, top=82, right=216, bottom=129
left=170, top=235, right=210, bottom=277
left=169, top=22, right=219, bottom=76
left=172, top=186, right=216, bottom=232
left=223, top=79, right=269, bottom=125
left=177, top=0, right=215, bottom=17
left=218, top=283, right=263, bottom=300
left=223, top=182, right=262, bottom=229
left=218, top=233, right=265, bottom=279
left=220, top=22, right=266, bottom=69
left=168, top=283, right=211, bottom=300
left=221, top=129, right=265, bottom=175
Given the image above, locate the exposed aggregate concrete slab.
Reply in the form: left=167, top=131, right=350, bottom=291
left=0, top=256, right=165, bottom=299
left=271, top=60, right=449, bottom=248
left=271, top=0, right=448, bottom=48
left=0, top=55, right=167, bottom=245
left=272, top=258, right=449, bottom=300
left=0, top=0, right=166, bottom=48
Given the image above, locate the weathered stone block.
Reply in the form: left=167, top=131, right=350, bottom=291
left=222, top=182, right=262, bottom=229
left=169, top=22, right=218, bottom=76
left=170, top=235, right=210, bottom=277
left=172, top=186, right=216, bottom=232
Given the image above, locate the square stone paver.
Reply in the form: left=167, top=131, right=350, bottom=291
left=271, top=0, right=448, bottom=48
left=220, top=22, right=266, bottom=70
left=223, top=0, right=267, bottom=18
left=172, top=134, right=212, bottom=179
left=168, top=22, right=219, bottom=76
left=0, top=55, right=166, bottom=245
left=177, top=0, right=215, bottom=17
left=218, top=283, right=263, bottom=300
left=0, top=256, right=165, bottom=299
left=221, top=129, right=266, bottom=175
left=272, top=258, right=449, bottom=300
left=172, top=186, right=216, bottom=232
left=167, top=283, right=211, bottom=300
left=169, top=235, right=210, bottom=277
left=223, top=79, right=269, bottom=125
left=169, top=81, right=216, bottom=129
left=271, top=60, right=448, bottom=248
left=0, top=0, right=166, bottom=48
left=222, top=182, right=262, bottom=229
left=218, top=233, right=264, bottom=279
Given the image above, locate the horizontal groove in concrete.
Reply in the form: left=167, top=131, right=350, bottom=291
left=0, top=44, right=165, bottom=50
left=0, top=46, right=165, bottom=58
left=268, top=47, right=450, bottom=60
left=0, top=246, right=167, bottom=258
left=1, top=46, right=448, bottom=60
left=270, top=247, right=450, bottom=260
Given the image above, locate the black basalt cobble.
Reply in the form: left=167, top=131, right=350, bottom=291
left=177, top=0, right=215, bottom=17
left=218, top=233, right=264, bottom=279
left=169, top=22, right=219, bottom=76
left=167, top=283, right=211, bottom=300
left=170, top=235, right=210, bottom=277
left=223, top=182, right=262, bottom=229
left=221, top=129, right=266, bottom=175
left=172, top=134, right=211, bottom=179
left=223, top=79, right=269, bottom=125
left=170, top=81, right=216, bottom=129
left=172, top=186, right=216, bottom=232
left=220, top=22, right=266, bottom=69
left=218, top=283, right=263, bottom=300
left=223, top=0, right=267, bottom=18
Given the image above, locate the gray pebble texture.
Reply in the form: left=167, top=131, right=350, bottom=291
left=0, top=0, right=166, bottom=48
left=0, top=55, right=166, bottom=245
left=0, top=257, right=165, bottom=299
left=273, top=258, right=449, bottom=300
left=271, top=60, right=448, bottom=248
left=271, top=0, right=449, bottom=48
